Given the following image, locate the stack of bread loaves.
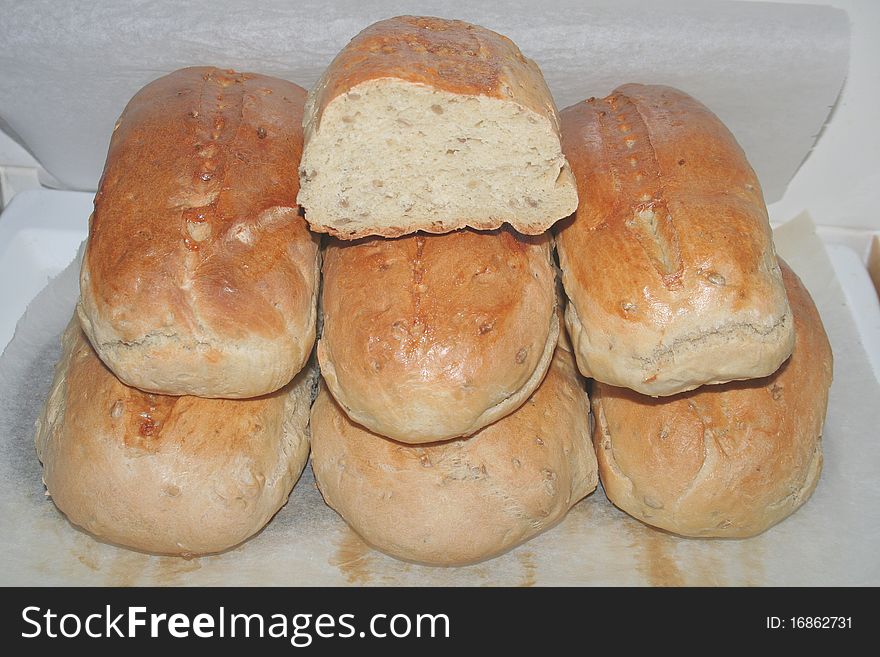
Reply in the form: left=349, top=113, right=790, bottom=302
left=304, top=16, right=598, bottom=565
left=33, top=15, right=833, bottom=568
left=555, top=84, right=833, bottom=537
left=35, top=67, right=321, bottom=555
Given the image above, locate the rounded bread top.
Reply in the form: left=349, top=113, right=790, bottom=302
left=82, top=67, right=318, bottom=373
left=319, top=227, right=557, bottom=442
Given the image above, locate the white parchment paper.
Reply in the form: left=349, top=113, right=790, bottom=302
left=1, top=215, right=877, bottom=586
left=0, top=0, right=848, bottom=202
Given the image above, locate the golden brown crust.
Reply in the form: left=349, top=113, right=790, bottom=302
left=310, top=343, right=597, bottom=566
left=592, top=261, right=832, bottom=537
left=306, top=15, right=559, bottom=133
left=34, top=319, right=314, bottom=556
left=556, top=84, right=793, bottom=396
left=79, top=67, right=319, bottom=398
left=318, top=228, right=558, bottom=442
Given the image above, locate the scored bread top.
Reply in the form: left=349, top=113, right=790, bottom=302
left=305, top=15, right=561, bottom=136
left=318, top=227, right=558, bottom=443
left=79, top=67, right=319, bottom=397
left=556, top=83, right=793, bottom=396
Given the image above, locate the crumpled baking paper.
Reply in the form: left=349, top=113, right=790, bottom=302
left=0, top=0, right=848, bottom=202
left=1, top=215, right=877, bottom=586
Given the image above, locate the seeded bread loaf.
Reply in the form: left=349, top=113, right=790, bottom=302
left=298, top=15, right=578, bottom=239
left=556, top=84, right=793, bottom=396
left=35, top=318, right=316, bottom=555
left=593, top=261, right=831, bottom=537
left=78, top=67, right=319, bottom=398
left=319, top=227, right=558, bottom=443
left=311, top=337, right=597, bottom=565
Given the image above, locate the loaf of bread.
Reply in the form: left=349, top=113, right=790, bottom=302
left=34, top=318, right=316, bottom=556
left=310, top=337, right=597, bottom=565
left=297, top=15, right=578, bottom=239
left=78, top=67, right=320, bottom=399
left=556, top=84, right=794, bottom=396
left=319, top=227, right=558, bottom=443
left=593, top=261, right=832, bottom=538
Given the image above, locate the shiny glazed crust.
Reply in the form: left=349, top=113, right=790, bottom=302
left=556, top=84, right=793, bottom=396
left=319, top=228, right=558, bottom=443
left=78, top=67, right=319, bottom=398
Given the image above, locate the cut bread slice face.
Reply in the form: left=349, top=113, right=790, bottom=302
left=297, top=16, right=578, bottom=239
